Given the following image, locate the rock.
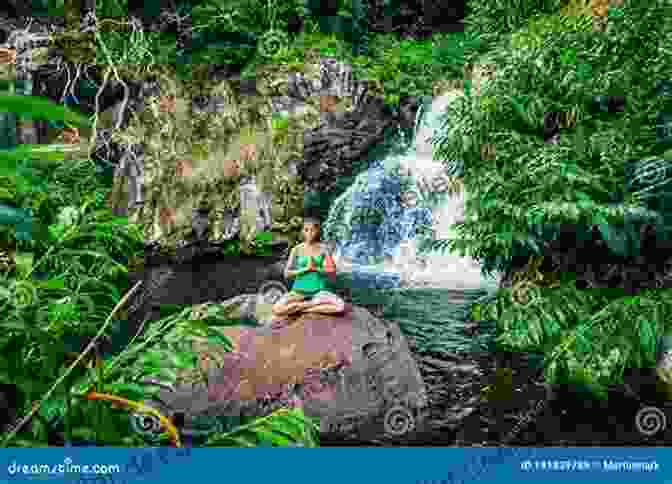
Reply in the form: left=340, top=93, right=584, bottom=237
left=239, top=176, right=273, bottom=240
left=451, top=363, right=482, bottom=376
left=127, top=74, right=264, bottom=248
left=397, top=95, right=424, bottom=133
left=272, top=56, right=421, bottom=198
left=141, top=304, right=428, bottom=441
left=442, top=406, right=477, bottom=426
left=130, top=246, right=289, bottom=322
left=188, top=293, right=277, bottom=326
left=270, top=95, right=311, bottom=118
left=287, top=70, right=320, bottom=100
left=299, top=91, right=399, bottom=194
left=213, top=208, right=241, bottom=242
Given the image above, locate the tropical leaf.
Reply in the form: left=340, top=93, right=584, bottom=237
left=637, top=318, right=658, bottom=367
left=105, top=383, right=148, bottom=402
left=0, top=94, right=91, bottom=127
left=205, top=408, right=319, bottom=447
left=8, top=439, right=50, bottom=447
left=204, top=331, right=234, bottom=350
left=170, top=350, right=196, bottom=369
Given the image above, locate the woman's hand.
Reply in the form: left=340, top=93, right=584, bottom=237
left=324, top=254, right=336, bottom=281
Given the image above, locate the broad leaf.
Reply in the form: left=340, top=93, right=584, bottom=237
left=0, top=94, right=92, bottom=127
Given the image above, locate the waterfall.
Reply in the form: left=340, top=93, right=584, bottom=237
left=324, top=91, right=502, bottom=292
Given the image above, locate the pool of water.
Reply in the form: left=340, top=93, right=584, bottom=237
left=331, top=271, right=498, bottom=354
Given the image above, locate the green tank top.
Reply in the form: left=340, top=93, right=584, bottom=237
left=292, top=254, right=326, bottom=295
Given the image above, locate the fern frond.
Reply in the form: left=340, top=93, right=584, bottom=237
left=206, top=407, right=319, bottom=447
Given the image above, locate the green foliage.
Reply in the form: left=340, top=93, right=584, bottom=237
left=177, top=30, right=258, bottom=67
left=433, top=1, right=672, bottom=398
left=350, top=34, right=469, bottom=104
left=0, top=94, right=91, bottom=129
left=219, top=230, right=275, bottom=257
left=0, top=94, right=101, bottom=248
left=432, top=0, right=672, bottom=274
left=259, top=26, right=472, bottom=106
left=97, top=0, right=128, bottom=18
left=432, top=31, right=486, bottom=78
left=0, top=1, right=483, bottom=447
left=462, top=0, right=563, bottom=52
left=192, top=0, right=302, bottom=37
left=13, top=0, right=669, bottom=440
left=205, top=407, right=319, bottom=447
left=479, top=281, right=672, bottom=399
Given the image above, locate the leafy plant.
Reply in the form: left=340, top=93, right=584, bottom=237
left=462, top=0, right=564, bottom=51
left=0, top=94, right=92, bottom=244
left=431, top=0, right=672, bottom=397
left=205, top=407, right=319, bottom=447
left=240, top=229, right=274, bottom=256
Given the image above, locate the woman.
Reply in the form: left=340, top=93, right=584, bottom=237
left=272, top=216, right=346, bottom=319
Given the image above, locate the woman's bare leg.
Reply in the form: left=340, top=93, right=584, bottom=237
left=301, top=291, right=345, bottom=314
left=302, top=303, right=343, bottom=314
left=272, top=294, right=306, bottom=317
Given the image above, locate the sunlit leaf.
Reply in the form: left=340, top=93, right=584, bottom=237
left=0, top=94, right=92, bottom=127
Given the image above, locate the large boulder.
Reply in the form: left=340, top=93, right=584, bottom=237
left=135, top=302, right=428, bottom=442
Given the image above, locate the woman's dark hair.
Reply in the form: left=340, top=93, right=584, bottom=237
left=303, top=208, right=322, bottom=225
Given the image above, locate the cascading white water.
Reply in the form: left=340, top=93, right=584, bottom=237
left=327, top=91, right=501, bottom=291
left=398, top=92, right=501, bottom=290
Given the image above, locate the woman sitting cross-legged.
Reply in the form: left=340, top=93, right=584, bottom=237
left=272, top=216, right=346, bottom=319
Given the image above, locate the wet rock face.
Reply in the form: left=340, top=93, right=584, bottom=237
left=299, top=94, right=394, bottom=194
left=276, top=57, right=421, bottom=201
left=299, top=92, right=420, bottom=195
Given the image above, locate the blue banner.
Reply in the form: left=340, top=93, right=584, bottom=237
left=0, top=448, right=667, bottom=484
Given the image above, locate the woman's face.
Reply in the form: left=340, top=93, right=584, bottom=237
left=303, top=223, right=320, bottom=243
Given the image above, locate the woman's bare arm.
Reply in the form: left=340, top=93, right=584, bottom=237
left=321, top=242, right=338, bottom=273
left=284, top=244, right=305, bottom=279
